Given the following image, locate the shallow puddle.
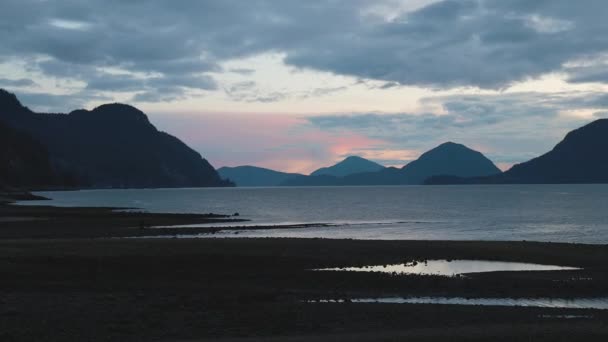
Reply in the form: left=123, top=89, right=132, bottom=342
left=343, top=297, right=608, bottom=310
left=317, top=259, right=579, bottom=276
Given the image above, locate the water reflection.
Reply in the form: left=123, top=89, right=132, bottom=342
left=343, top=297, right=608, bottom=310
left=317, top=260, right=579, bottom=276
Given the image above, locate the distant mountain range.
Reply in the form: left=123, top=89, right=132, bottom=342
left=6, top=87, right=608, bottom=190
left=282, top=142, right=501, bottom=186
left=0, top=89, right=231, bottom=189
left=311, top=156, right=385, bottom=177
left=217, top=156, right=383, bottom=187
left=427, top=119, right=608, bottom=185
left=218, top=166, right=303, bottom=187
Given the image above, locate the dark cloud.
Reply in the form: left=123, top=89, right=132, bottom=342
left=85, top=74, right=146, bottom=92
left=566, top=64, right=608, bottom=84
left=4, top=0, right=608, bottom=94
left=132, top=87, right=190, bottom=103
left=0, top=78, right=37, bottom=87
left=378, top=82, right=401, bottom=90
left=229, top=68, right=256, bottom=75
left=282, top=0, right=608, bottom=88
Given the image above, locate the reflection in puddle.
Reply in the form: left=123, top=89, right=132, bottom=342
left=317, top=260, right=579, bottom=276
left=336, top=297, right=608, bottom=310
left=539, top=314, right=594, bottom=319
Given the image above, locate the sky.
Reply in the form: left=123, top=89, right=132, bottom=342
left=2, top=0, right=608, bottom=173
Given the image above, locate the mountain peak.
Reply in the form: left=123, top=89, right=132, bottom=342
left=559, top=118, right=608, bottom=145
left=343, top=155, right=366, bottom=161
left=502, top=118, right=608, bottom=183
left=93, top=103, right=144, bottom=114
left=402, top=142, right=501, bottom=181
left=311, top=156, right=384, bottom=177
left=433, top=141, right=470, bottom=151
left=416, top=142, right=484, bottom=161
left=0, top=89, right=27, bottom=113
left=69, top=103, right=151, bottom=125
left=0, top=91, right=229, bottom=189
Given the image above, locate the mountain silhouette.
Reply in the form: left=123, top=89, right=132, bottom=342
left=399, top=142, right=501, bottom=183
left=0, top=89, right=231, bottom=189
left=503, top=119, right=608, bottom=183
left=282, top=143, right=501, bottom=186
left=311, top=156, right=384, bottom=177
left=0, top=121, right=58, bottom=188
left=218, top=166, right=303, bottom=187
left=427, top=119, right=608, bottom=184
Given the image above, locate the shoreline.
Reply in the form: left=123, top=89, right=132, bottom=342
left=0, top=201, right=246, bottom=239
left=2, top=200, right=608, bottom=340
left=2, top=237, right=608, bottom=341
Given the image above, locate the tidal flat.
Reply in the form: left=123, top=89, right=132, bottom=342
left=2, top=204, right=608, bottom=341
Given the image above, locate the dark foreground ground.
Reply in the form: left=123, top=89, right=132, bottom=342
left=1, top=201, right=608, bottom=341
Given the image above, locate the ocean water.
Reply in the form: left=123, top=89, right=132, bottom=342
left=24, top=185, right=608, bottom=244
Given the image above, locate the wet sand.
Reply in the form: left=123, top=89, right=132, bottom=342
left=2, top=200, right=608, bottom=341
left=0, top=201, right=246, bottom=239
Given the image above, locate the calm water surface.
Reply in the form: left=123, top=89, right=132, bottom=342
left=323, top=297, right=608, bottom=310
left=24, top=185, right=608, bottom=243
left=317, top=260, right=579, bottom=276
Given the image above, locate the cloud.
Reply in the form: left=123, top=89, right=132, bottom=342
left=148, top=111, right=387, bottom=173
left=282, top=0, right=608, bottom=88
left=4, top=0, right=608, bottom=95
left=0, top=78, right=37, bottom=87
left=4, top=0, right=608, bottom=169
left=224, top=80, right=348, bottom=103
left=566, top=62, right=608, bottom=84
left=13, top=91, right=111, bottom=112
left=306, top=91, right=608, bottom=165
left=229, top=68, right=256, bottom=75
left=132, top=88, right=189, bottom=103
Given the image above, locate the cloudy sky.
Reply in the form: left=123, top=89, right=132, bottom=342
left=2, top=0, right=608, bottom=173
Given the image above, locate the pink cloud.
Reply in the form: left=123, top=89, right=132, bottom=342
left=148, top=112, right=391, bottom=174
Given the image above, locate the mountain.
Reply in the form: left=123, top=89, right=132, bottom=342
left=399, top=142, right=501, bottom=184
left=427, top=119, right=608, bottom=185
left=502, top=119, right=608, bottom=183
left=311, top=156, right=385, bottom=177
left=487, top=119, right=607, bottom=184
left=0, top=121, right=57, bottom=188
left=282, top=143, right=501, bottom=186
left=0, top=89, right=231, bottom=189
left=218, top=166, right=303, bottom=187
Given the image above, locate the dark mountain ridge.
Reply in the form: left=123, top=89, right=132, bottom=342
left=0, top=89, right=231, bottom=189
left=282, top=142, right=501, bottom=186
left=218, top=166, right=303, bottom=187
left=310, top=156, right=385, bottom=177
left=401, top=142, right=501, bottom=184
left=504, top=119, right=608, bottom=183
left=427, top=119, right=608, bottom=185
